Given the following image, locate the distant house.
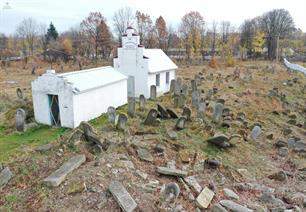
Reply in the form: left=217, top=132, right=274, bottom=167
left=31, top=67, right=127, bottom=128
left=114, top=27, right=177, bottom=98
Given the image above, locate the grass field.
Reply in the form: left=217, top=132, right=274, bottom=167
left=0, top=125, right=68, bottom=163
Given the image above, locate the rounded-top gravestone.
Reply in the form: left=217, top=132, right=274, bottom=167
left=16, top=108, right=26, bottom=132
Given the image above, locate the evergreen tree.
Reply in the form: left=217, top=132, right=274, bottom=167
left=46, top=22, right=58, bottom=42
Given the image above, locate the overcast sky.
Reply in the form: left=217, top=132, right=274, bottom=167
left=0, top=0, right=305, bottom=35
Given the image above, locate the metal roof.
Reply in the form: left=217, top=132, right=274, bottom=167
left=58, top=66, right=127, bottom=93
left=143, top=49, right=178, bottom=73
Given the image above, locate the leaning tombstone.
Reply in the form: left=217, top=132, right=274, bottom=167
left=128, top=97, right=136, bottom=117
left=212, top=103, right=224, bottom=123
left=139, top=94, right=146, bottom=111
left=175, top=117, right=187, bottom=130
left=16, top=88, right=23, bottom=99
left=182, top=83, right=189, bottom=97
left=197, top=101, right=206, bottom=119
left=157, top=104, right=170, bottom=119
left=107, top=106, right=116, bottom=124
left=115, top=113, right=128, bottom=131
left=144, top=109, right=160, bottom=126
left=16, top=108, right=26, bottom=132
left=150, top=85, right=157, bottom=100
left=182, top=106, right=192, bottom=121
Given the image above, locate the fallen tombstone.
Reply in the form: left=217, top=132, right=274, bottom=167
left=36, top=143, right=53, bottom=153
left=166, top=108, right=179, bottom=119
left=206, top=134, right=231, bottom=148
left=212, top=203, right=228, bottom=212
left=167, top=130, right=178, bottom=140
left=223, top=188, right=239, bottom=200
left=137, top=148, right=153, bottom=162
left=156, top=166, right=187, bottom=177
left=219, top=200, right=252, bottom=212
left=0, top=167, right=13, bottom=189
left=196, top=187, right=215, bottom=209
left=268, top=170, right=288, bottom=181
left=157, top=104, right=170, bottom=119
left=109, top=180, right=138, bottom=212
left=43, top=155, right=86, bottom=187
left=184, top=176, right=202, bottom=194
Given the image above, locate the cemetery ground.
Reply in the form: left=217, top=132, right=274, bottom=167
left=0, top=60, right=306, bottom=211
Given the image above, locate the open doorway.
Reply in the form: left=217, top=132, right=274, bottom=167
left=48, top=94, right=61, bottom=127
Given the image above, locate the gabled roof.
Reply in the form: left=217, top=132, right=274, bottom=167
left=57, top=66, right=127, bottom=93
left=143, top=49, right=178, bottom=73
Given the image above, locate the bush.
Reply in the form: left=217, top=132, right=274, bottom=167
left=225, top=56, right=236, bottom=67
left=208, top=57, right=218, bottom=68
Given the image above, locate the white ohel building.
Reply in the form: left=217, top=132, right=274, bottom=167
left=31, top=66, right=127, bottom=128
left=114, top=27, right=177, bottom=98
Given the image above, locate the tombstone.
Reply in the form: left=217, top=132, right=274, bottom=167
left=195, top=74, right=201, bottom=86
left=128, top=97, right=136, bottom=117
left=182, top=83, right=189, bottom=97
left=170, top=79, right=176, bottom=93
left=106, top=107, right=116, bottom=124
left=177, top=77, right=182, bottom=89
left=206, top=89, right=214, bottom=100
left=191, top=79, right=197, bottom=92
left=192, top=90, right=200, bottom=107
left=144, top=109, right=160, bottom=126
left=236, top=112, right=246, bottom=122
left=213, top=87, right=218, bottom=94
left=31, top=65, right=36, bottom=75
left=251, top=126, right=261, bottom=140
left=167, top=108, right=179, bottom=119
left=150, top=85, right=157, bottom=100
left=175, top=117, right=187, bottom=130
left=139, top=94, right=146, bottom=111
left=157, top=104, right=170, bottom=119
left=174, top=80, right=181, bottom=96
left=216, top=99, right=225, bottom=105
left=16, top=88, right=23, bottom=99
left=16, top=108, right=26, bottom=132
left=212, top=103, right=224, bottom=123
left=178, top=94, right=186, bottom=108
left=222, top=108, right=230, bottom=117
left=197, top=101, right=206, bottom=119
left=115, top=113, right=128, bottom=131
left=182, top=106, right=192, bottom=121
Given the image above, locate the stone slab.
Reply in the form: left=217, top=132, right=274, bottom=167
left=156, top=167, right=187, bottom=177
left=109, top=180, right=137, bottom=212
left=196, top=187, right=215, bottom=209
left=43, top=154, right=86, bottom=187
left=0, top=167, right=13, bottom=189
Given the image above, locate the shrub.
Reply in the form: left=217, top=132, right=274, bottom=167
left=208, top=57, right=218, bottom=69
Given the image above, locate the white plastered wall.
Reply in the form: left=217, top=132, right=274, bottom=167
left=148, top=70, right=176, bottom=96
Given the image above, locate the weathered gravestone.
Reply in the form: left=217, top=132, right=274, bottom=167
left=157, top=104, right=170, bottom=119
left=109, top=180, right=138, bottom=212
left=115, top=113, right=128, bottom=130
left=150, top=85, right=157, bottom=100
left=128, top=97, right=136, bottom=117
left=212, top=103, right=224, bottom=123
left=144, top=109, right=160, bottom=126
left=191, top=79, right=197, bottom=92
left=178, top=94, right=186, bottom=108
left=192, top=90, right=200, bottom=107
left=16, top=108, right=26, bottom=132
left=0, top=167, right=13, bottom=189
left=182, top=83, right=189, bottom=97
left=139, top=94, right=146, bottom=111
left=206, top=89, right=214, bottom=100
left=174, top=80, right=181, bottom=96
left=175, top=117, right=187, bottom=130
left=107, top=106, right=116, bottom=124
left=170, top=79, right=176, bottom=93
left=251, top=125, right=261, bottom=140
left=16, top=88, right=23, bottom=99
left=182, top=106, right=192, bottom=121
left=197, top=101, right=206, bottom=119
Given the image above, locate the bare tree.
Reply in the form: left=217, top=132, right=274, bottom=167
left=16, top=18, right=39, bottom=55
left=135, top=11, right=154, bottom=46
left=113, top=7, right=135, bottom=43
left=211, top=21, right=218, bottom=57
left=220, top=21, right=231, bottom=43
left=260, top=9, right=295, bottom=60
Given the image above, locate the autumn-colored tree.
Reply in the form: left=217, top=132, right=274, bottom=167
left=155, top=16, right=168, bottom=51
left=135, top=11, right=157, bottom=48
left=180, top=11, right=205, bottom=60
left=62, top=38, right=73, bottom=54
left=81, top=12, right=113, bottom=59
left=252, top=31, right=265, bottom=57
